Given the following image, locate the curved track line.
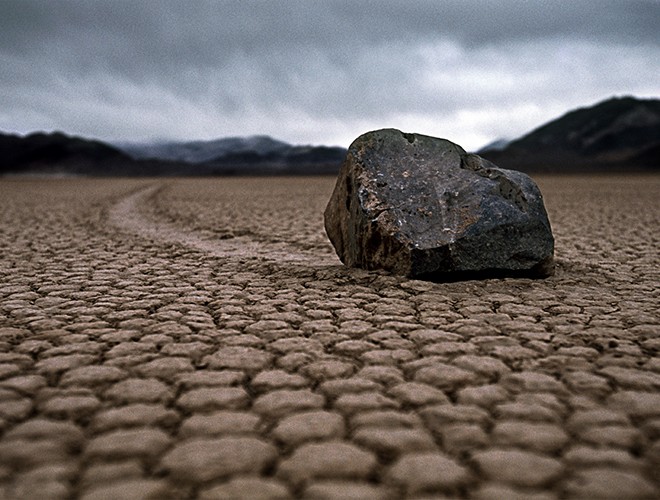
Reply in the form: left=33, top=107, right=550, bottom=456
left=108, top=184, right=337, bottom=265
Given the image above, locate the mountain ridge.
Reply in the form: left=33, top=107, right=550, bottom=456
left=2, top=95, right=658, bottom=176
left=479, top=96, right=660, bottom=172
left=114, top=135, right=292, bottom=164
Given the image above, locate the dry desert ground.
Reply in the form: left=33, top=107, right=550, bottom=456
left=0, top=174, right=658, bottom=499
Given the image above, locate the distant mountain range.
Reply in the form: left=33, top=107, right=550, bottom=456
left=0, top=132, right=346, bottom=176
left=115, top=136, right=292, bottom=164
left=479, top=96, right=660, bottom=172
left=113, top=135, right=346, bottom=175
left=1, top=96, right=658, bottom=176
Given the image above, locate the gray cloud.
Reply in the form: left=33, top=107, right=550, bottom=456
left=1, top=0, right=658, bottom=149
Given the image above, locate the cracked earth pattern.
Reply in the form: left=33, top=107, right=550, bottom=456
left=0, top=175, right=658, bottom=499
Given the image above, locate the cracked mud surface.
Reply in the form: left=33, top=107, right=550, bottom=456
left=0, top=175, right=658, bottom=499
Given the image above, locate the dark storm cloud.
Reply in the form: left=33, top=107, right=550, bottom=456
left=3, top=1, right=656, bottom=68
left=1, top=0, right=658, bottom=148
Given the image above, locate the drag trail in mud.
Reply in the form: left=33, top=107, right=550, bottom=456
left=108, top=183, right=334, bottom=265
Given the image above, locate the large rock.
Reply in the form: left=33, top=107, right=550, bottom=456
left=324, top=129, right=554, bottom=279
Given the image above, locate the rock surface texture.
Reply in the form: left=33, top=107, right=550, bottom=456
left=324, top=129, right=554, bottom=279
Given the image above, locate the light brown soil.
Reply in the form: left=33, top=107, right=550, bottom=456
left=0, top=175, right=658, bottom=499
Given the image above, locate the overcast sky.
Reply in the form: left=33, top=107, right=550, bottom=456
left=1, top=0, right=658, bottom=150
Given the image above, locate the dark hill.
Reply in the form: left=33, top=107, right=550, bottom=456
left=480, top=96, right=660, bottom=172
left=0, top=131, right=169, bottom=176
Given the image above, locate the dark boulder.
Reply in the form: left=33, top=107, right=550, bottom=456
left=324, top=129, right=554, bottom=280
